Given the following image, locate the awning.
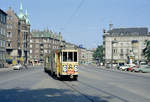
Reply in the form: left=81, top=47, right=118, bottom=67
left=116, top=60, right=126, bottom=63
left=6, top=59, right=13, bottom=62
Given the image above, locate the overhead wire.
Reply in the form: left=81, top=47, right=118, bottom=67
left=62, top=0, right=85, bottom=31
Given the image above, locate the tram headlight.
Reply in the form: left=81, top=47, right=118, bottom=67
left=74, top=65, right=78, bottom=72
left=63, top=65, right=67, bottom=72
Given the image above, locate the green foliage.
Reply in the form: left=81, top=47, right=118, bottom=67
left=143, top=40, right=150, bottom=61
left=93, top=45, right=103, bottom=62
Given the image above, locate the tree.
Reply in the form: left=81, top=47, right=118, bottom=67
left=143, top=40, right=150, bottom=62
left=93, top=45, right=103, bottom=62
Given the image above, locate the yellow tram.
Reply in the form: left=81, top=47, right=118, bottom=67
left=44, top=47, right=79, bottom=80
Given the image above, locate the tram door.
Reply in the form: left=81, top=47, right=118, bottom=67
left=56, top=52, right=61, bottom=76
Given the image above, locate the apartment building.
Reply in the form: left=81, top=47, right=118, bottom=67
left=0, top=9, right=7, bottom=68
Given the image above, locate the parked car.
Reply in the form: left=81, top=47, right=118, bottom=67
left=106, top=63, right=111, bottom=68
left=119, top=65, right=129, bottom=71
left=13, top=64, right=22, bottom=70
left=134, top=66, right=150, bottom=73
left=127, top=64, right=137, bottom=71
left=139, top=61, right=147, bottom=67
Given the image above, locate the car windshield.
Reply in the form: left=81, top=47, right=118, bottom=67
left=145, top=66, right=150, bottom=68
left=140, top=62, right=147, bottom=65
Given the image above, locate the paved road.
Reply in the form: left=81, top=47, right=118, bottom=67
left=0, top=65, right=150, bottom=102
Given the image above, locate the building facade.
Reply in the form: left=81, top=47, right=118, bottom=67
left=78, top=47, right=94, bottom=64
left=29, top=30, right=63, bottom=64
left=0, top=9, right=7, bottom=68
left=103, top=24, right=150, bottom=65
left=6, top=4, right=30, bottom=65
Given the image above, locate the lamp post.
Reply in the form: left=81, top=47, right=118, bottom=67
left=111, top=40, right=118, bottom=69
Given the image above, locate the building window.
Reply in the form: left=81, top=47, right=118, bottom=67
left=120, top=49, right=124, bottom=56
left=30, top=50, right=32, bottom=53
left=43, top=39, right=46, bottom=43
left=7, top=24, right=12, bottom=29
left=126, top=49, right=129, bottom=54
left=121, top=49, right=123, bottom=53
left=7, top=16, right=12, bottom=20
left=30, top=44, right=32, bottom=48
left=113, top=49, right=117, bottom=54
left=30, top=39, right=32, bottom=43
left=8, top=42, right=11, bottom=47
left=7, top=32, right=12, bottom=37
left=0, top=14, right=6, bottom=24
left=44, top=50, right=47, bottom=53
left=0, top=28, right=4, bottom=35
left=44, top=44, right=47, bottom=48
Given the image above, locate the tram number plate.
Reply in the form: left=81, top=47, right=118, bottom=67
left=67, top=70, right=74, bottom=74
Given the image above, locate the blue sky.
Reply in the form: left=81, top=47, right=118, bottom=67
left=0, top=0, right=150, bottom=49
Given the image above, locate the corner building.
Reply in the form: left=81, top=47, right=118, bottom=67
left=103, top=25, right=150, bottom=65
left=6, top=4, right=30, bottom=65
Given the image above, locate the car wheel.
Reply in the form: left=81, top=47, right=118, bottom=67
left=132, top=69, right=135, bottom=72
left=139, top=70, right=143, bottom=73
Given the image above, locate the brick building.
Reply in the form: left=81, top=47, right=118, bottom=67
left=6, top=3, right=30, bottom=65
left=29, top=29, right=63, bottom=64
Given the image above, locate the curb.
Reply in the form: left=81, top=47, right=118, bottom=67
left=0, top=68, right=13, bottom=72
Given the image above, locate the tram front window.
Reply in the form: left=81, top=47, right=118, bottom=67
left=63, top=51, right=77, bottom=62
left=74, top=52, right=77, bottom=62
left=68, top=52, right=73, bottom=62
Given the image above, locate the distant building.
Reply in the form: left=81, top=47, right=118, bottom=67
left=103, top=23, right=150, bottom=65
left=78, top=47, right=94, bottom=64
left=0, top=9, right=7, bottom=68
left=29, top=29, right=63, bottom=64
left=6, top=3, right=30, bottom=65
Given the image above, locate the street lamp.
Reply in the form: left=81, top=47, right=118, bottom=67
left=111, top=40, right=118, bottom=69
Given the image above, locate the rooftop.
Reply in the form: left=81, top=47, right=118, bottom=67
left=31, top=30, right=63, bottom=41
left=0, top=9, right=7, bottom=15
left=107, top=27, right=149, bottom=36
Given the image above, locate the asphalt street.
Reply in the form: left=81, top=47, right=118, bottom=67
left=0, top=65, right=150, bottom=102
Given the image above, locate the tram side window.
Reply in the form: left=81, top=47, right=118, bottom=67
left=74, top=52, right=77, bottom=62
left=63, top=52, right=67, bottom=62
left=68, top=52, right=73, bottom=62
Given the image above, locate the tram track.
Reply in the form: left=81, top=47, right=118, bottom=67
left=61, top=79, right=128, bottom=102
left=62, top=81, right=95, bottom=102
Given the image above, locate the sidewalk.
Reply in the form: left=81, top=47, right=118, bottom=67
left=97, top=65, right=150, bottom=77
left=0, top=67, right=13, bottom=72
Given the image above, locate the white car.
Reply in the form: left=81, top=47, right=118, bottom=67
left=13, top=64, right=22, bottom=70
left=119, top=65, right=129, bottom=71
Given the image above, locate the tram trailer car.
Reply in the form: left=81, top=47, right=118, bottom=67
left=44, top=49, right=79, bottom=80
